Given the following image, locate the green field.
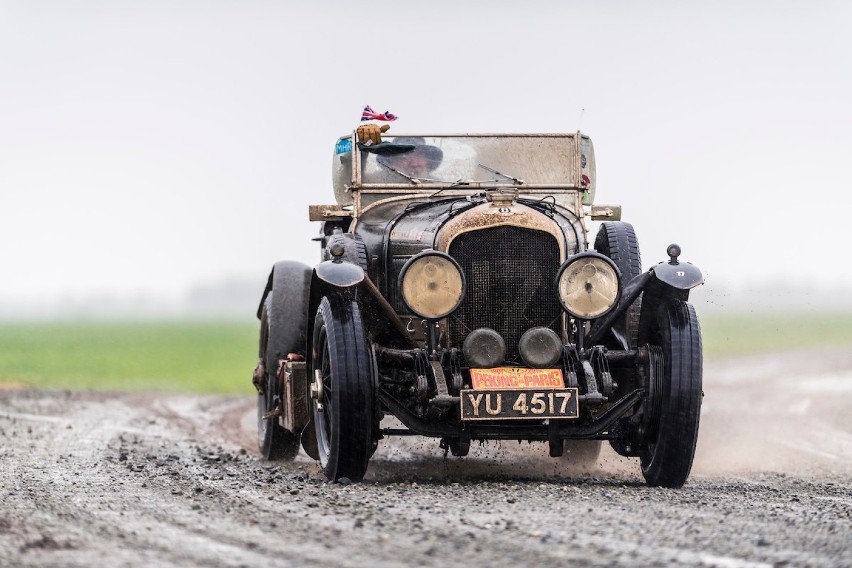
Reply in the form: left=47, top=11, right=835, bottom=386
left=699, top=313, right=852, bottom=357
left=0, top=320, right=259, bottom=394
left=1, top=314, right=850, bottom=393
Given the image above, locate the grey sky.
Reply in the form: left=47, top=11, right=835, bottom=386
left=2, top=1, right=850, bottom=312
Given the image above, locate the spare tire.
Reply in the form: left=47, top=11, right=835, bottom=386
left=325, top=233, right=369, bottom=272
left=594, top=222, right=642, bottom=350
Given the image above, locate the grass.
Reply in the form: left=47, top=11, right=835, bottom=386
left=699, top=313, right=852, bottom=357
left=0, top=320, right=259, bottom=394
left=0, top=314, right=850, bottom=393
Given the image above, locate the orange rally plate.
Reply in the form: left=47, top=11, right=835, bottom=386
left=470, top=367, right=564, bottom=389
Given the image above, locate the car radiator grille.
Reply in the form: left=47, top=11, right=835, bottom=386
left=448, top=226, right=562, bottom=362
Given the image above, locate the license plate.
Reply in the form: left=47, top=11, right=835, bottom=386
left=459, top=388, right=579, bottom=421
left=469, top=367, right=564, bottom=389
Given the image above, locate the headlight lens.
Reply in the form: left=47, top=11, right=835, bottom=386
left=400, top=251, right=465, bottom=320
left=556, top=253, right=621, bottom=319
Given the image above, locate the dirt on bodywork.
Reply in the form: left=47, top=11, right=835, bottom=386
left=1, top=348, right=850, bottom=567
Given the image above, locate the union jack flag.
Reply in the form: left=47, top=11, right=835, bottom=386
left=360, top=105, right=398, bottom=122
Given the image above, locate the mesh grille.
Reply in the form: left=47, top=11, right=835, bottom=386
left=449, top=226, right=561, bottom=361
left=388, top=256, right=410, bottom=313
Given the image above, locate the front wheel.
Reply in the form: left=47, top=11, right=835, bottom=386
left=312, top=295, right=376, bottom=482
left=639, top=301, right=703, bottom=488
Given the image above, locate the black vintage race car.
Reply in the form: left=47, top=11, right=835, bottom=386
left=252, top=130, right=704, bottom=487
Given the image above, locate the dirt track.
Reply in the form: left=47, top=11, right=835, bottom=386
left=1, top=348, right=850, bottom=567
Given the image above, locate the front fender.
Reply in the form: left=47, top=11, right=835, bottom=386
left=587, top=256, right=702, bottom=347
left=644, top=259, right=703, bottom=305
left=313, top=259, right=365, bottom=289
left=651, top=261, right=703, bottom=291
left=307, top=260, right=364, bottom=348
left=638, top=259, right=704, bottom=343
left=306, top=261, right=415, bottom=368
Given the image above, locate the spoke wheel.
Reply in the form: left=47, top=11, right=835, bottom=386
left=257, top=301, right=300, bottom=460
left=639, top=301, right=703, bottom=488
left=312, top=295, right=376, bottom=482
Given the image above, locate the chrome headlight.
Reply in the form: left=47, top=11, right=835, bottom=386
left=556, top=252, right=621, bottom=319
left=400, top=251, right=465, bottom=320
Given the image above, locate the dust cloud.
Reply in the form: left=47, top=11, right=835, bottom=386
left=693, top=347, right=852, bottom=477
left=358, top=347, right=852, bottom=483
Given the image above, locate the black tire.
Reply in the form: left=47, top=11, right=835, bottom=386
left=594, top=222, right=642, bottom=350
left=639, top=301, right=703, bottom=488
left=264, top=261, right=312, bottom=373
left=256, top=261, right=310, bottom=460
left=325, top=233, right=369, bottom=271
left=312, top=294, right=376, bottom=482
left=257, top=300, right=300, bottom=460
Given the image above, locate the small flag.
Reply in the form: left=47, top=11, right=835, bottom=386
left=361, top=105, right=398, bottom=122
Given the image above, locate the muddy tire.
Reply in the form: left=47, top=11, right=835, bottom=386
left=639, top=301, right=703, bottom=488
left=257, top=300, right=300, bottom=460
left=264, top=261, right=312, bottom=373
left=594, top=222, right=642, bottom=350
left=312, top=294, right=376, bottom=482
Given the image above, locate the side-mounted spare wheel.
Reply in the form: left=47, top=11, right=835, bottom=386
left=638, top=300, right=703, bottom=488
left=594, top=221, right=643, bottom=350
left=257, top=261, right=312, bottom=460
left=324, top=233, right=369, bottom=271
left=311, top=294, right=376, bottom=482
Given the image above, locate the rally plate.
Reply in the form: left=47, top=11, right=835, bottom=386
left=470, top=367, right=563, bottom=389
left=459, top=388, right=580, bottom=421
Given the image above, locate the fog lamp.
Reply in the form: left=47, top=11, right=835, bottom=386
left=518, top=327, right=563, bottom=368
left=462, top=328, right=506, bottom=368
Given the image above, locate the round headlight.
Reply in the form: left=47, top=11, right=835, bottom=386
left=556, top=253, right=621, bottom=319
left=399, top=251, right=465, bottom=320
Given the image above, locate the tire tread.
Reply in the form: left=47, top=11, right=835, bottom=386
left=314, top=295, right=374, bottom=481
left=594, top=222, right=642, bottom=349
left=640, top=301, right=703, bottom=488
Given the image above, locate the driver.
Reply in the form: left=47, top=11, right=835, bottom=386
left=384, top=137, right=444, bottom=179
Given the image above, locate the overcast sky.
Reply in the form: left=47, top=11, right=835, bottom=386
left=2, top=1, right=850, bottom=315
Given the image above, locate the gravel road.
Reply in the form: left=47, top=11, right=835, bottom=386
left=1, top=348, right=850, bottom=567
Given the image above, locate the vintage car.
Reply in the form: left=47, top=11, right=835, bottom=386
left=252, top=130, right=704, bottom=488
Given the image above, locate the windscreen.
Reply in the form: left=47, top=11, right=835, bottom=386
left=361, top=135, right=578, bottom=186
left=330, top=133, right=593, bottom=206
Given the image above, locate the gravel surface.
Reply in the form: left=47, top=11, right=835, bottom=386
left=1, top=348, right=850, bottom=567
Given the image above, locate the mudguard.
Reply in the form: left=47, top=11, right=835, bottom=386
left=307, top=260, right=364, bottom=329
left=588, top=258, right=703, bottom=347
left=638, top=259, right=704, bottom=343
left=306, top=261, right=414, bottom=367
left=652, top=261, right=703, bottom=291
left=642, top=260, right=703, bottom=304
left=314, top=259, right=365, bottom=289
